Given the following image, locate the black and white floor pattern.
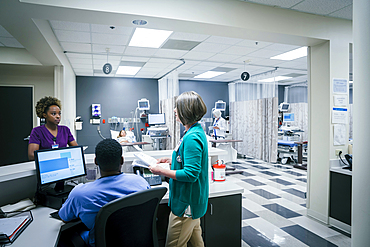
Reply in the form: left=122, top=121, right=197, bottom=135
left=224, top=157, right=351, bottom=247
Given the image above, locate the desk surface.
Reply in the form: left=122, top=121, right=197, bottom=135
left=120, top=142, right=150, bottom=146
left=11, top=180, right=243, bottom=247
left=209, top=139, right=242, bottom=143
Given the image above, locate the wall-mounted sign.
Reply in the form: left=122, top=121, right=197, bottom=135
left=241, top=71, right=250, bottom=81
left=103, top=63, right=112, bottom=74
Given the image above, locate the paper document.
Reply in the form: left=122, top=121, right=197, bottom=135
left=132, top=159, right=170, bottom=170
left=333, top=124, right=346, bottom=146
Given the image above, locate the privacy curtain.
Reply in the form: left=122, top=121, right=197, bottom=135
left=158, top=70, right=180, bottom=150
left=229, top=72, right=278, bottom=163
left=288, top=103, right=308, bottom=141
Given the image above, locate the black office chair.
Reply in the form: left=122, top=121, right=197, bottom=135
left=95, top=187, right=167, bottom=247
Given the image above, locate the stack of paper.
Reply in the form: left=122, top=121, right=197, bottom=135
left=0, top=211, right=33, bottom=244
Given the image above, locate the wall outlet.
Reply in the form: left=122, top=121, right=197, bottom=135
left=335, top=149, right=342, bottom=156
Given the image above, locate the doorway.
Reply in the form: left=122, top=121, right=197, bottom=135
left=0, top=86, right=33, bottom=166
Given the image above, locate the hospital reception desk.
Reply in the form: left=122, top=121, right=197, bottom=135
left=0, top=148, right=244, bottom=247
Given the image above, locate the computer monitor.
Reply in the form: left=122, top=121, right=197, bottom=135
left=138, top=98, right=150, bottom=110
left=215, top=101, right=226, bottom=111
left=34, top=146, right=87, bottom=194
left=283, top=113, right=295, bottom=122
left=148, top=113, right=165, bottom=125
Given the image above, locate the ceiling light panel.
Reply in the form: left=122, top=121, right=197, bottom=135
left=116, top=66, right=141, bottom=75
left=270, top=47, right=307, bottom=60
left=92, top=33, right=131, bottom=45
left=169, top=32, right=210, bottom=42
left=121, top=56, right=150, bottom=62
left=91, top=24, right=134, bottom=35
left=258, top=76, right=293, bottom=82
left=211, top=67, right=236, bottom=72
left=49, top=20, right=90, bottom=32
left=194, top=71, right=226, bottom=79
left=129, top=28, right=172, bottom=48
left=119, top=61, right=146, bottom=67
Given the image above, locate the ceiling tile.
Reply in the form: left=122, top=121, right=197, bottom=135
left=154, top=49, right=188, bottom=58
left=93, top=54, right=122, bottom=61
left=92, top=44, right=125, bottom=54
left=221, top=45, right=258, bottom=55
left=91, top=33, right=130, bottom=45
left=265, top=43, right=301, bottom=52
left=61, top=42, right=92, bottom=53
left=192, top=42, right=230, bottom=53
left=161, top=39, right=200, bottom=51
left=124, top=47, right=157, bottom=56
left=121, top=56, right=150, bottom=62
left=72, top=64, right=93, bottom=69
left=248, top=48, right=285, bottom=59
left=329, top=4, right=352, bottom=20
left=49, top=20, right=90, bottom=32
left=207, top=53, right=242, bottom=62
left=54, top=30, right=91, bottom=43
left=69, top=58, right=93, bottom=65
left=0, top=37, right=23, bottom=48
left=147, top=57, right=176, bottom=64
left=91, top=24, right=134, bottom=35
left=0, top=25, right=12, bottom=37
left=242, top=0, right=303, bottom=8
left=204, top=36, right=243, bottom=45
left=66, top=53, right=92, bottom=59
left=236, top=40, right=272, bottom=48
left=182, top=51, right=214, bottom=60
left=292, top=0, right=351, bottom=15
left=169, top=32, right=210, bottom=42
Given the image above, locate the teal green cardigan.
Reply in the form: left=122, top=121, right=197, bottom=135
left=169, top=123, right=209, bottom=219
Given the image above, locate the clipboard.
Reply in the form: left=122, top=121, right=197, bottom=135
left=0, top=211, right=33, bottom=244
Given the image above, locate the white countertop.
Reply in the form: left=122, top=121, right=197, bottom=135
left=0, top=148, right=228, bottom=183
left=330, top=159, right=352, bottom=176
left=155, top=180, right=244, bottom=204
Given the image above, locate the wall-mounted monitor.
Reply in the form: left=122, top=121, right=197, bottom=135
left=34, top=146, right=87, bottom=194
left=138, top=98, right=150, bottom=110
left=283, top=113, right=295, bottom=122
left=214, top=100, right=226, bottom=111
left=148, top=113, right=165, bottom=125
left=279, top=102, right=290, bottom=112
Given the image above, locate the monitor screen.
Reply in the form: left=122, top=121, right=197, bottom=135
left=138, top=99, right=150, bottom=110
left=281, top=103, right=290, bottom=110
left=148, top=113, right=165, bottom=125
left=215, top=102, right=226, bottom=111
left=283, top=113, right=295, bottom=122
left=34, top=146, right=87, bottom=186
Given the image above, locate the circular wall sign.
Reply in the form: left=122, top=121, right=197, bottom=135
left=241, top=71, right=250, bottom=81
left=103, top=63, right=112, bottom=74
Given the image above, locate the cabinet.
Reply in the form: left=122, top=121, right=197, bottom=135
left=329, top=172, right=352, bottom=225
left=156, top=193, right=242, bottom=247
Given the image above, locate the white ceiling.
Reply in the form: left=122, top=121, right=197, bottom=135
left=0, top=0, right=353, bottom=85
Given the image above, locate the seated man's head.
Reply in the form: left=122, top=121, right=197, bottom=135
left=95, top=139, right=123, bottom=173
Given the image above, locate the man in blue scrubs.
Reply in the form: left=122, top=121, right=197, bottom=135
left=58, top=139, right=150, bottom=247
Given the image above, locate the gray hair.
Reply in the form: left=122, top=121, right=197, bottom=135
left=213, top=109, right=221, bottom=118
left=176, top=91, right=207, bottom=125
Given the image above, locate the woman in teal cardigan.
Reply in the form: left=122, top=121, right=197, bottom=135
left=150, top=91, right=208, bottom=247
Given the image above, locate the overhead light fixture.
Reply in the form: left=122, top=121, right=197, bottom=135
left=270, top=47, right=307, bottom=60
left=194, top=71, right=226, bottom=79
left=258, top=76, right=292, bottom=82
left=349, top=81, right=353, bottom=83
left=132, top=19, right=147, bottom=26
left=116, top=66, right=141, bottom=75
left=129, top=28, right=173, bottom=48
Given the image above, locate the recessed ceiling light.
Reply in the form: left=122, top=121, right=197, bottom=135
left=258, top=76, right=292, bottom=82
left=270, top=47, right=307, bottom=60
left=132, top=20, right=148, bottom=26
left=349, top=81, right=353, bottom=83
left=116, top=66, right=141, bottom=75
left=129, top=28, right=173, bottom=48
left=194, top=71, right=226, bottom=79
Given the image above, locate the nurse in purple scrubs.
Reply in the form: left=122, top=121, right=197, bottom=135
left=28, top=96, right=78, bottom=160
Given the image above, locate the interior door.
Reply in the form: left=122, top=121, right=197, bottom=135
left=0, top=86, right=33, bottom=166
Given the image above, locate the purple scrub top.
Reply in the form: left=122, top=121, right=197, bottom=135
left=29, top=125, right=75, bottom=150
